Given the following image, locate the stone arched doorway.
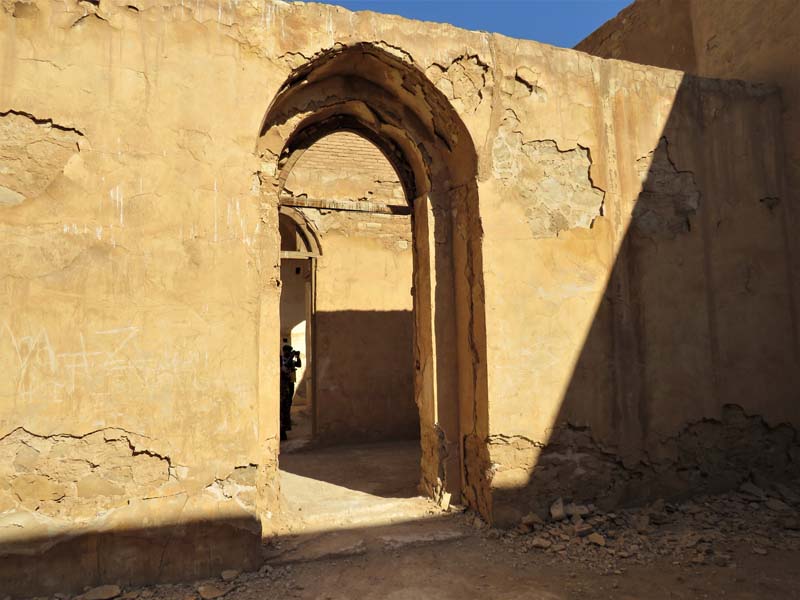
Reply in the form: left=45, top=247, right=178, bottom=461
left=258, top=43, right=490, bottom=514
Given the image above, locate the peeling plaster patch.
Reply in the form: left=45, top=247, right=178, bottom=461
left=500, top=66, right=548, bottom=101
left=425, top=55, right=491, bottom=113
left=0, top=110, right=84, bottom=206
left=492, top=110, right=605, bottom=237
left=633, top=138, right=700, bottom=238
left=10, top=0, right=39, bottom=18
left=0, top=185, right=25, bottom=207
left=0, top=428, right=174, bottom=519
left=205, top=464, right=257, bottom=510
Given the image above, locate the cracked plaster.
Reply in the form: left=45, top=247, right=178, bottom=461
left=0, top=0, right=796, bottom=593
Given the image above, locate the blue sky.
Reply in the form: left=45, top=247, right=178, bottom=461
left=310, top=0, right=631, bottom=48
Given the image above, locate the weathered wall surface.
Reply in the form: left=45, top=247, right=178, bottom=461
left=0, top=1, right=283, bottom=593
left=0, top=0, right=797, bottom=593
left=483, top=60, right=799, bottom=522
left=305, top=209, right=415, bottom=443
left=577, top=0, right=800, bottom=366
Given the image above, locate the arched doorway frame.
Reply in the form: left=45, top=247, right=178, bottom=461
left=257, top=43, right=491, bottom=515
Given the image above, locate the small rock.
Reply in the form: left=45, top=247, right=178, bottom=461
left=574, top=522, right=594, bottom=537
left=680, top=533, right=700, bottom=548
left=530, top=536, right=552, bottom=549
left=587, top=532, right=606, bottom=547
left=487, top=527, right=503, bottom=538
left=197, top=584, right=226, bottom=600
left=220, top=570, right=240, bottom=582
left=765, top=498, right=791, bottom=512
left=634, top=514, right=650, bottom=533
left=258, top=564, right=273, bottom=575
left=780, top=516, right=800, bottom=530
left=521, top=512, right=544, bottom=527
left=774, top=483, right=800, bottom=504
left=472, top=516, right=487, bottom=529
left=550, top=498, right=566, bottom=521
left=565, top=503, right=590, bottom=518
left=82, top=586, right=122, bottom=600
left=739, top=481, right=765, bottom=499
left=120, top=593, right=140, bottom=600
left=753, top=546, right=768, bottom=555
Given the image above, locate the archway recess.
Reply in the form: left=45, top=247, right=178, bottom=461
left=258, top=43, right=491, bottom=514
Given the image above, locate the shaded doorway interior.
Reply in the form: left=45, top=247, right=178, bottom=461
left=277, top=131, right=426, bottom=529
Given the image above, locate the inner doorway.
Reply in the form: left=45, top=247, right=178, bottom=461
left=277, top=131, right=423, bottom=525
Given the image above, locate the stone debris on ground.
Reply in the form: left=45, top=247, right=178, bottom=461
left=492, top=477, right=800, bottom=574
left=16, top=478, right=800, bottom=600
left=80, top=586, right=121, bottom=600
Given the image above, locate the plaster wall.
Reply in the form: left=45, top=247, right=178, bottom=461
left=0, top=0, right=796, bottom=593
left=308, top=209, right=416, bottom=442
left=577, top=0, right=800, bottom=363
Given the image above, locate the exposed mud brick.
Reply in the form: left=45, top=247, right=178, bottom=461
left=492, top=110, right=605, bottom=237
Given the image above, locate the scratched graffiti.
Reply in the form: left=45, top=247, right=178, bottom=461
left=0, top=322, right=234, bottom=402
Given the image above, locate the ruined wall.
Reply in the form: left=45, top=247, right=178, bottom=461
left=482, top=39, right=799, bottom=523
left=0, top=1, right=281, bottom=593
left=577, top=0, right=800, bottom=369
left=285, top=133, right=416, bottom=442
left=0, top=0, right=797, bottom=593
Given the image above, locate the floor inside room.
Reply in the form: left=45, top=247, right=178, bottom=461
left=277, top=405, right=440, bottom=536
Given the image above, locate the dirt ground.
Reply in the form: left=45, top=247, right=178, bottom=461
left=30, top=439, right=800, bottom=600
left=57, top=526, right=800, bottom=600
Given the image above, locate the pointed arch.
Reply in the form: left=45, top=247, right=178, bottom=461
left=258, top=43, right=491, bottom=516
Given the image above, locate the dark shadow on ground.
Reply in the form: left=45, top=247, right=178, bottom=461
left=280, top=439, right=421, bottom=498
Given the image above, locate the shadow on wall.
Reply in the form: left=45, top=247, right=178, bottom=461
left=491, top=73, right=800, bottom=526
left=313, top=310, right=417, bottom=444
left=0, top=517, right=263, bottom=597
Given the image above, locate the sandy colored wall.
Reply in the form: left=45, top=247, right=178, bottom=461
left=577, top=0, right=800, bottom=375
left=303, top=209, right=416, bottom=443
left=0, top=0, right=797, bottom=593
left=482, top=50, right=798, bottom=522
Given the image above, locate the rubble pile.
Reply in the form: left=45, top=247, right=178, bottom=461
left=488, top=478, right=800, bottom=573
left=30, top=566, right=301, bottom=600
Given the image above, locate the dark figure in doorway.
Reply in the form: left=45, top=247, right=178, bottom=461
left=280, top=342, right=302, bottom=440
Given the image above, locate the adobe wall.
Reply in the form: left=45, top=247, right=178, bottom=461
left=0, top=0, right=797, bottom=593
left=577, top=0, right=800, bottom=362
